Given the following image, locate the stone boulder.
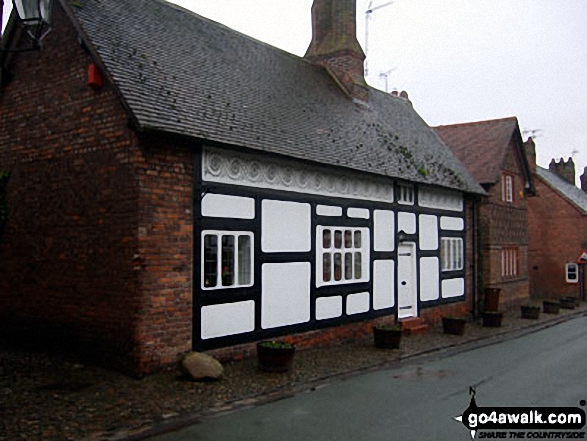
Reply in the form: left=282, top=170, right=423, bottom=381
left=181, top=352, right=223, bottom=381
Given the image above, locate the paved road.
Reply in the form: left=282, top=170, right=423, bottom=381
left=150, top=316, right=587, bottom=441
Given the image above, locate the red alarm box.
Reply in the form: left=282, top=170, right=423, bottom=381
left=87, top=63, right=104, bottom=89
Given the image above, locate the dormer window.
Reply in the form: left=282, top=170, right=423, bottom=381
left=501, top=173, right=514, bottom=203
left=398, top=183, right=414, bottom=205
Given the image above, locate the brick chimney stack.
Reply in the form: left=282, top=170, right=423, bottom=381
left=305, top=0, right=369, bottom=103
left=581, top=167, right=587, bottom=193
left=549, top=157, right=576, bottom=185
left=524, top=137, right=536, bottom=174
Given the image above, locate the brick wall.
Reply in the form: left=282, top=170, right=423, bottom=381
left=132, top=135, right=194, bottom=374
left=528, top=175, right=587, bottom=299
left=478, top=138, right=530, bottom=308
left=0, top=4, right=193, bottom=376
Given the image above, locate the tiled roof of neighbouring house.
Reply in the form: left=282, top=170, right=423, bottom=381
left=433, top=117, right=522, bottom=185
left=68, top=0, right=484, bottom=195
left=536, top=166, right=587, bottom=214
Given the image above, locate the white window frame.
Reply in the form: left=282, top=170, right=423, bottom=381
left=398, top=183, right=415, bottom=205
left=501, top=247, right=519, bottom=278
left=316, top=226, right=370, bottom=287
left=440, top=237, right=463, bottom=271
left=502, top=173, right=514, bottom=203
left=201, top=230, right=254, bottom=290
left=566, top=263, right=579, bottom=283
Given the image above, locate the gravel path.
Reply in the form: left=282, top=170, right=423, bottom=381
left=1, top=303, right=585, bottom=441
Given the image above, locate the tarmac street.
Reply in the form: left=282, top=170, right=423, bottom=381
left=149, top=316, right=587, bottom=441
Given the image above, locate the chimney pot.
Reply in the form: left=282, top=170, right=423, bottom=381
left=581, top=166, right=587, bottom=194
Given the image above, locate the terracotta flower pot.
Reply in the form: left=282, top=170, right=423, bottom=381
left=543, top=300, right=560, bottom=315
left=257, top=341, right=295, bottom=373
left=373, top=326, right=402, bottom=349
left=520, top=305, right=540, bottom=320
left=442, top=317, right=466, bottom=335
left=482, top=311, right=503, bottom=327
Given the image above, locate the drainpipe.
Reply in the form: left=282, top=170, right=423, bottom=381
left=471, top=198, right=480, bottom=318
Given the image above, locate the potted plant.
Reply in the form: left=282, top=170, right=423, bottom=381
left=373, top=324, right=402, bottom=349
left=560, top=296, right=577, bottom=309
left=543, top=300, right=560, bottom=314
left=520, top=304, right=540, bottom=320
left=442, top=316, right=466, bottom=335
left=257, top=340, right=295, bottom=373
left=482, top=311, right=503, bottom=327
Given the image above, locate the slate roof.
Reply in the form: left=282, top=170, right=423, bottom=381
left=66, top=0, right=484, bottom=195
left=536, top=166, right=587, bottom=214
left=433, top=117, right=522, bottom=185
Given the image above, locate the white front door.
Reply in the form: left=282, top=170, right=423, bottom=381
left=397, top=242, right=418, bottom=319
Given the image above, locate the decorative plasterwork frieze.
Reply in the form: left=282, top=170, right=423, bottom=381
left=418, top=187, right=463, bottom=212
left=202, top=147, right=394, bottom=203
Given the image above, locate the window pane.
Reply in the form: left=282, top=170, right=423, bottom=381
left=203, top=235, right=218, bottom=288
left=354, top=231, right=362, bottom=248
left=457, top=240, right=463, bottom=270
left=334, top=231, right=342, bottom=249
left=354, top=252, right=362, bottom=279
left=344, top=252, right=352, bottom=280
left=238, top=235, right=251, bottom=285
left=323, top=253, right=331, bottom=282
left=344, top=230, right=352, bottom=248
left=221, top=235, right=235, bottom=286
left=334, top=253, right=342, bottom=281
left=323, top=229, right=331, bottom=249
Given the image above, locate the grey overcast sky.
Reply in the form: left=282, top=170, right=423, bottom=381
left=3, top=1, right=586, bottom=185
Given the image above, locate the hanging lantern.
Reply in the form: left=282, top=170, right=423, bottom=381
left=7, top=0, right=53, bottom=49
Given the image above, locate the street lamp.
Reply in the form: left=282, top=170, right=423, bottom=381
left=2, top=0, right=53, bottom=51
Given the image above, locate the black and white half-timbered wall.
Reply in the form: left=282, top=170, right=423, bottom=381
left=195, top=146, right=471, bottom=349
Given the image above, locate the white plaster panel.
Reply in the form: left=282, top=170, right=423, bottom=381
left=419, top=188, right=463, bottom=211
left=261, top=262, right=311, bottom=329
left=440, top=216, right=465, bottom=231
left=201, top=194, right=255, bottom=219
left=201, top=301, right=255, bottom=340
left=316, top=205, right=343, bottom=217
left=373, top=260, right=395, bottom=310
left=419, top=215, right=439, bottom=251
left=374, top=210, right=394, bottom=252
left=398, top=212, right=416, bottom=234
left=346, top=292, right=370, bottom=315
left=442, top=278, right=465, bottom=298
left=347, top=207, right=370, bottom=219
left=262, top=200, right=311, bottom=252
left=419, top=257, right=440, bottom=302
left=315, top=296, right=343, bottom=320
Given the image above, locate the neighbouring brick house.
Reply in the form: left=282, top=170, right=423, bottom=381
left=525, top=146, right=587, bottom=300
left=434, top=117, right=535, bottom=309
left=0, top=0, right=484, bottom=375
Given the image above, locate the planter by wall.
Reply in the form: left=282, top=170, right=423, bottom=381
left=483, top=287, right=501, bottom=312
left=257, top=341, right=295, bottom=373
left=520, top=305, right=540, bottom=320
left=373, top=326, right=402, bottom=349
left=560, top=297, right=577, bottom=309
left=543, top=300, right=560, bottom=315
left=442, top=317, right=466, bottom=336
left=482, top=311, right=503, bottom=327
